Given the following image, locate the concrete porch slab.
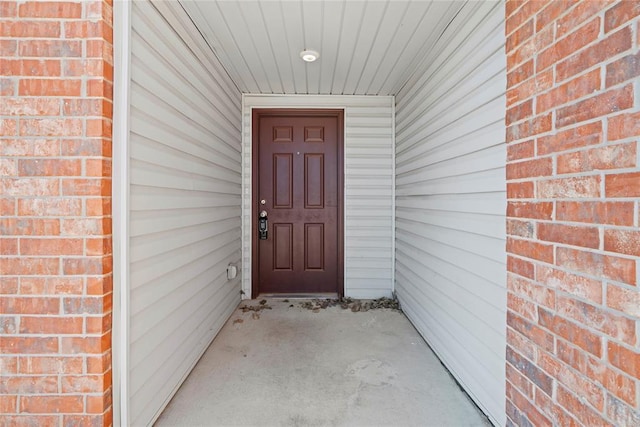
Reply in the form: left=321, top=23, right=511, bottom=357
left=155, top=299, right=491, bottom=426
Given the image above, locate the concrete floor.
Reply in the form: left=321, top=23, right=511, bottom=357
left=155, top=299, right=490, bottom=427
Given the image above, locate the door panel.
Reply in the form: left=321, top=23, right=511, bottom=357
left=253, top=110, right=343, bottom=295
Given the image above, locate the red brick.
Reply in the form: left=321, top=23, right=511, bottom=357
left=19, top=317, right=83, bottom=334
left=507, top=181, right=534, bottom=199
left=61, top=375, right=104, bottom=393
left=508, top=274, right=555, bottom=308
left=0, top=118, right=18, bottom=136
left=18, top=356, right=84, bottom=375
left=606, top=51, right=640, bottom=87
left=538, top=308, right=603, bottom=357
left=509, top=293, right=536, bottom=321
left=556, top=247, right=636, bottom=285
left=508, top=312, right=555, bottom=353
left=0, top=258, right=60, bottom=275
left=537, top=17, right=600, bottom=72
left=506, top=383, right=553, bottom=427
left=508, top=255, right=535, bottom=279
left=556, top=0, right=617, bottom=38
left=557, top=296, right=636, bottom=344
left=1, top=218, right=58, bottom=237
left=1, top=316, right=17, bottom=334
left=538, top=223, right=599, bottom=249
left=556, top=85, right=634, bottom=129
left=0, top=20, right=60, bottom=38
left=0, top=357, right=18, bottom=376
left=1, top=177, right=59, bottom=197
left=537, top=176, right=601, bottom=199
left=506, top=157, right=553, bottom=179
left=539, top=352, right=604, bottom=411
left=0, top=218, right=60, bottom=236
left=19, top=79, right=81, bottom=97
left=21, top=395, right=83, bottom=414
left=0, top=1, right=18, bottom=17
left=604, top=372, right=636, bottom=407
left=507, top=101, right=534, bottom=127
left=18, top=39, right=82, bottom=58
left=536, top=69, right=601, bottom=114
left=0, top=277, right=19, bottom=294
left=556, top=201, right=634, bottom=226
left=61, top=178, right=106, bottom=196
left=604, top=229, right=640, bottom=257
left=0, top=238, right=18, bottom=255
left=606, top=393, right=640, bottom=426
left=557, top=142, right=636, bottom=174
left=0, top=297, right=60, bottom=315
left=506, top=18, right=534, bottom=52
left=507, top=68, right=553, bottom=105
left=605, top=172, right=640, bottom=198
left=507, top=113, right=552, bottom=141
left=607, top=284, right=640, bottom=317
left=0, top=98, right=61, bottom=116
left=63, top=98, right=104, bottom=116
left=557, top=385, right=615, bottom=427
left=507, top=237, right=554, bottom=263
left=0, top=395, right=17, bottom=413
left=604, top=1, right=640, bottom=32
left=507, top=202, right=553, bottom=219
left=507, top=364, right=534, bottom=400
left=63, top=414, right=111, bottom=427
left=508, top=59, right=534, bottom=88
left=507, top=139, right=535, bottom=161
left=0, top=198, right=15, bottom=216
left=507, top=219, right=534, bottom=238
left=18, top=159, right=82, bottom=177
left=18, top=1, right=82, bottom=19
left=538, top=120, right=602, bottom=155
left=608, top=341, right=640, bottom=378
left=507, top=347, right=553, bottom=395
left=20, top=118, right=83, bottom=137
left=506, top=0, right=547, bottom=36
left=0, top=139, right=60, bottom=157
left=556, top=26, right=632, bottom=82
left=0, top=337, right=58, bottom=355
left=61, top=336, right=105, bottom=354
left=19, top=277, right=83, bottom=295
left=608, top=111, right=640, bottom=140
left=18, top=198, right=82, bottom=216
left=537, top=265, right=603, bottom=304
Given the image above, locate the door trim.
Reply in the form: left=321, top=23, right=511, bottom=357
left=251, top=109, right=344, bottom=298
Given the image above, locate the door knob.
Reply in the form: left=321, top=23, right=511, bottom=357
left=260, top=210, right=268, bottom=218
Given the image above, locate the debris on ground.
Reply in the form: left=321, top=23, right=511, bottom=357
left=299, top=296, right=401, bottom=312
left=232, top=318, right=244, bottom=325
left=239, top=303, right=273, bottom=314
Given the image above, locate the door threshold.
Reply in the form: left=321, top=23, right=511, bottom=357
left=258, top=293, right=339, bottom=299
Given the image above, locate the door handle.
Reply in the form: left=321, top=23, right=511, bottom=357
left=258, top=210, right=268, bottom=240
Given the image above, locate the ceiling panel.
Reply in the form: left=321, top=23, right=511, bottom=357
left=179, top=0, right=465, bottom=96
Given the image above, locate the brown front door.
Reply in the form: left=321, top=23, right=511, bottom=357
left=252, top=109, right=343, bottom=297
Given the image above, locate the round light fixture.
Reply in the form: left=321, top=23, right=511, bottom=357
left=300, top=49, right=319, bottom=62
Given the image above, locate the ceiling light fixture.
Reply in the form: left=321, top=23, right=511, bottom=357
left=300, top=49, right=319, bottom=62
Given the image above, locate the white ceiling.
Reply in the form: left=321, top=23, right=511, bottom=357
left=179, top=0, right=465, bottom=96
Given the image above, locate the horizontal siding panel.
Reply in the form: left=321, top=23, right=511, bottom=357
left=243, top=95, right=395, bottom=298
left=129, top=1, right=242, bottom=426
left=394, top=1, right=506, bottom=425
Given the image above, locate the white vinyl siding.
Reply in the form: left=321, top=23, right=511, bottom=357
left=242, top=95, right=395, bottom=299
left=394, top=2, right=507, bottom=426
left=128, top=2, right=242, bottom=425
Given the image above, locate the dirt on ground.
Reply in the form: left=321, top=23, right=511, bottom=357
left=298, top=296, right=401, bottom=313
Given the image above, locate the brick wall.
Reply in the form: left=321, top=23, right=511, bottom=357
left=0, top=1, right=114, bottom=425
left=505, top=1, right=640, bottom=426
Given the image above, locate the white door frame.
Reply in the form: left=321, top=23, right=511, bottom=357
left=112, top=1, right=131, bottom=425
